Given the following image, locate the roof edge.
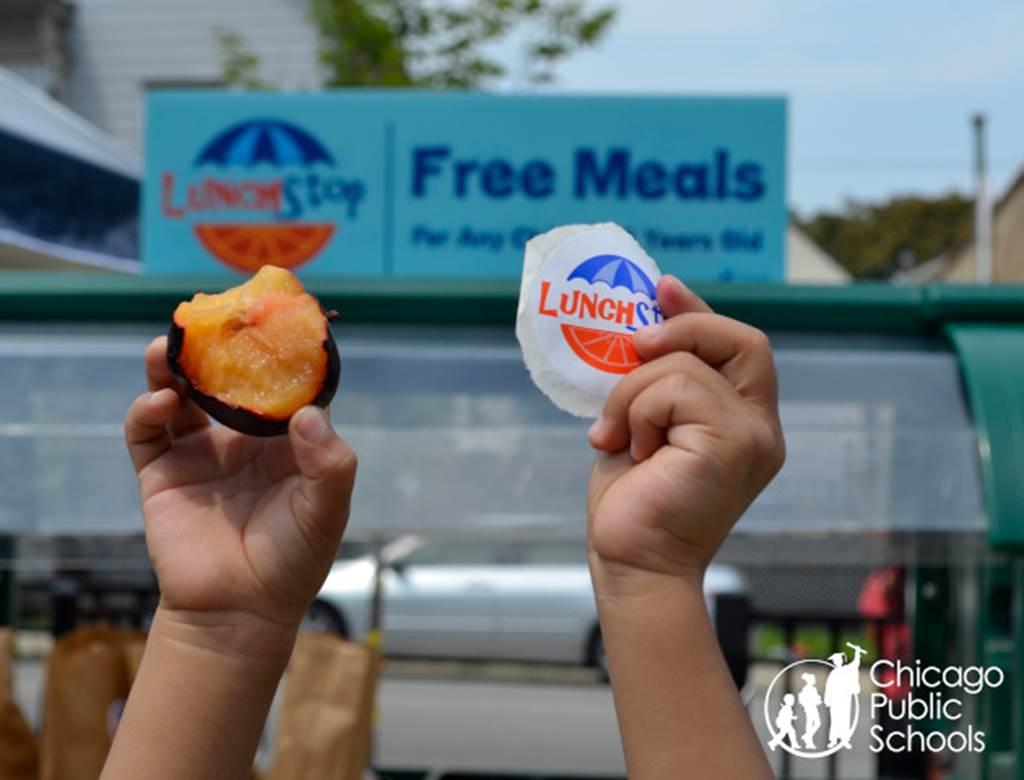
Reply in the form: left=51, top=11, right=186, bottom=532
left=0, top=275, right=1023, bottom=332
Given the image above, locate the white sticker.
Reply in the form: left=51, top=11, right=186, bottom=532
left=516, top=223, right=663, bottom=417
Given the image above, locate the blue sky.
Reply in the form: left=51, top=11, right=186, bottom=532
left=545, top=0, right=1024, bottom=216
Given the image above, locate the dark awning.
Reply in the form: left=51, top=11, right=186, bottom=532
left=0, top=67, right=139, bottom=270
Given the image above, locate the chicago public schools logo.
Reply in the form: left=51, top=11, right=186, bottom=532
left=764, top=644, right=1003, bottom=757
left=764, top=642, right=867, bottom=759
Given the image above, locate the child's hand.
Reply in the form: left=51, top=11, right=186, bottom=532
left=124, top=337, right=357, bottom=657
left=587, top=277, right=784, bottom=594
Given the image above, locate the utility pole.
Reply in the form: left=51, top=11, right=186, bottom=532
left=972, top=113, right=993, bottom=283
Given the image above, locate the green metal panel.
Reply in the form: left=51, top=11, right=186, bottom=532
left=947, top=325, right=1024, bottom=549
left=2, top=273, right=1024, bottom=331
left=910, top=566, right=953, bottom=730
left=1015, top=561, right=1024, bottom=780
left=0, top=273, right=523, bottom=326
left=946, top=324, right=1024, bottom=779
left=0, top=536, right=12, bottom=627
left=976, top=564, right=1015, bottom=780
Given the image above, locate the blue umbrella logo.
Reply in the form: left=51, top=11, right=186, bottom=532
left=567, top=254, right=657, bottom=298
left=195, top=119, right=334, bottom=167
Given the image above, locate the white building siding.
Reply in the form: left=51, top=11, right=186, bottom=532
left=3, top=60, right=52, bottom=94
left=62, top=0, right=321, bottom=150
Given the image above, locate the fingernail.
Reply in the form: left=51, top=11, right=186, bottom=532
left=588, top=417, right=609, bottom=440
left=296, top=407, right=330, bottom=443
left=151, top=388, right=176, bottom=404
left=636, top=322, right=663, bottom=339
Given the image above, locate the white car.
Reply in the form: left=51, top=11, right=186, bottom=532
left=306, top=536, right=749, bottom=681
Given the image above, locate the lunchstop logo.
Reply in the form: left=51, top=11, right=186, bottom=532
left=763, top=643, right=1004, bottom=758
left=160, top=118, right=367, bottom=272
left=536, top=253, right=662, bottom=375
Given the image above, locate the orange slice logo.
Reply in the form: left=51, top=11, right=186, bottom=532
left=561, top=324, right=641, bottom=374
left=193, top=223, right=335, bottom=273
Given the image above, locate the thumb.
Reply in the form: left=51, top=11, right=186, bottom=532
left=288, top=406, right=358, bottom=545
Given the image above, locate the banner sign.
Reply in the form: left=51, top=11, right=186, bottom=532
left=143, top=91, right=786, bottom=281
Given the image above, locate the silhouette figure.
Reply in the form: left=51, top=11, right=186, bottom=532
left=824, top=643, right=867, bottom=748
left=768, top=693, right=800, bottom=752
left=797, top=672, right=823, bottom=748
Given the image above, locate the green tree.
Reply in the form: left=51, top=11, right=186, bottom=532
left=214, top=28, right=272, bottom=90
left=215, top=0, right=616, bottom=90
left=797, top=194, right=974, bottom=280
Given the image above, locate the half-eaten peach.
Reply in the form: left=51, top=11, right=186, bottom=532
left=167, top=265, right=340, bottom=437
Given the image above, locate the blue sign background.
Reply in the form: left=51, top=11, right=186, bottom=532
left=144, top=91, right=786, bottom=281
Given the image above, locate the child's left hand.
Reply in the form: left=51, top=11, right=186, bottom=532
left=586, top=277, right=785, bottom=593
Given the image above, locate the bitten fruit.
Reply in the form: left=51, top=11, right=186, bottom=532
left=167, top=265, right=340, bottom=437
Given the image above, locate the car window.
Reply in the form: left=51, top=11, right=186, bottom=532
left=518, top=541, right=588, bottom=566
left=404, top=540, right=502, bottom=567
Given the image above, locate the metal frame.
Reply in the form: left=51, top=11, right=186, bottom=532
left=945, top=324, right=1024, bottom=778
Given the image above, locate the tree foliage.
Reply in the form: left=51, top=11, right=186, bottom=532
left=797, top=194, right=974, bottom=280
left=310, top=0, right=616, bottom=88
left=216, top=1, right=616, bottom=90
left=214, top=28, right=272, bottom=90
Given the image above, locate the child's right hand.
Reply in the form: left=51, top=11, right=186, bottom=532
left=586, top=277, right=785, bottom=594
left=106, top=340, right=356, bottom=780
left=123, top=336, right=357, bottom=658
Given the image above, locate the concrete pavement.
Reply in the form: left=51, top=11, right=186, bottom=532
left=12, top=659, right=877, bottom=778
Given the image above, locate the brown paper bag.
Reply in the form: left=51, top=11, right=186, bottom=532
left=269, top=633, right=381, bottom=780
left=39, top=625, right=130, bottom=780
left=347, top=643, right=380, bottom=780
left=0, top=628, right=12, bottom=700
left=0, top=697, right=38, bottom=780
left=0, top=627, right=39, bottom=780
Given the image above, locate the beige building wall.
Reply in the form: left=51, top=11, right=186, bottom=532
left=786, top=225, right=850, bottom=284
left=944, top=173, right=1024, bottom=282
